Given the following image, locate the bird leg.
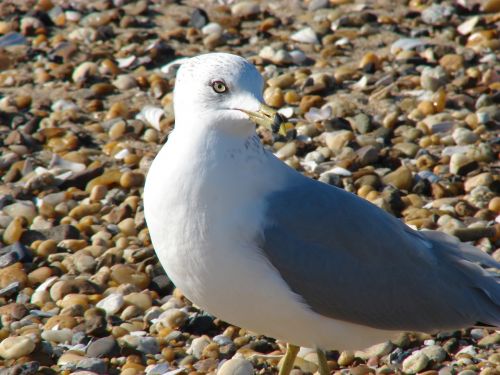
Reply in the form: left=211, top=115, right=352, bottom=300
left=316, top=348, right=330, bottom=375
left=278, top=343, right=300, bottom=375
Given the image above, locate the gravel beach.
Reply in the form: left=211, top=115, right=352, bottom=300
left=0, top=0, right=499, bottom=374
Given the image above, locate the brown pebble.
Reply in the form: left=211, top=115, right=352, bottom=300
left=120, top=171, right=145, bottom=189
left=299, top=95, right=324, bottom=113
left=488, top=197, right=500, bottom=213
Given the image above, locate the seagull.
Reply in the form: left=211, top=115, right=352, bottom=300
left=144, top=52, right=500, bottom=375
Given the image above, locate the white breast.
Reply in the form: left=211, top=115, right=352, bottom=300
left=144, top=129, right=396, bottom=350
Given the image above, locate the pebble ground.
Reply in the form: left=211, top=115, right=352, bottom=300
left=0, top=0, right=499, bottom=374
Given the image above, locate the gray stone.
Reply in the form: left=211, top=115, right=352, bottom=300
left=422, top=4, right=454, bottom=25
left=76, top=358, right=107, bottom=374
left=86, top=336, right=120, bottom=358
left=421, top=345, right=447, bottom=363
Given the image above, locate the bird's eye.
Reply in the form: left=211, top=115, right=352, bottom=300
left=211, top=81, right=227, bottom=94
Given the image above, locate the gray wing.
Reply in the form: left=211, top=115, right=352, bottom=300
left=260, top=175, right=500, bottom=332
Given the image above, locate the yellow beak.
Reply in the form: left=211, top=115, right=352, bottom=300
left=240, top=104, right=293, bottom=136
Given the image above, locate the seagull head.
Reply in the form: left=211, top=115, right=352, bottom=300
left=173, top=52, right=286, bottom=137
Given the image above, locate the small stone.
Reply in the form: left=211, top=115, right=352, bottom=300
left=421, top=345, right=447, bottom=363
left=77, top=357, right=107, bottom=374
left=478, top=333, right=500, bottom=347
left=231, top=2, right=260, bottom=18
left=188, top=336, right=211, bottom=359
left=452, top=128, right=478, bottom=145
left=117, top=218, right=137, bottom=236
left=299, top=95, right=324, bottom=113
left=449, top=154, right=477, bottom=175
left=0, top=262, right=27, bottom=289
left=393, top=142, right=419, bottom=158
left=402, top=351, right=430, bottom=374
left=263, top=86, right=284, bottom=108
left=290, top=27, right=319, bottom=44
left=218, top=357, right=254, bottom=375
left=421, top=67, right=448, bottom=92
left=351, top=113, right=372, bottom=134
left=123, top=292, right=152, bottom=311
left=488, top=197, right=500, bottom=213
left=464, top=173, right=493, bottom=192
left=110, top=265, right=150, bottom=289
left=382, top=166, right=413, bottom=191
left=275, top=142, right=297, bottom=160
left=439, top=54, right=464, bottom=74
left=87, top=336, right=120, bottom=358
left=325, top=130, right=354, bottom=153
left=96, top=292, right=124, bottom=315
left=421, top=4, right=453, bottom=26
left=120, top=171, right=145, bottom=189
left=41, top=328, right=73, bottom=343
left=0, top=336, right=36, bottom=359
left=338, top=350, right=355, bottom=366
left=3, top=201, right=36, bottom=223
left=2, top=217, right=24, bottom=245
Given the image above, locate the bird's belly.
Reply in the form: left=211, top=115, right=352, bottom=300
left=158, top=238, right=396, bottom=350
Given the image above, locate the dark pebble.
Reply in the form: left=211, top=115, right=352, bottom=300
left=86, top=336, right=121, bottom=358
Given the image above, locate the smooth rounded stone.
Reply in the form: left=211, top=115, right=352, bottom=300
left=263, top=86, right=284, bottom=108
left=439, top=54, right=464, bottom=73
left=120, top=171, right=145, bottom=189
left=275, top=142, right=297, bottom=160
left=113, top=75, right=137, bottom=90
left=358, top=341, right=394, bottom=360
left=96, top=292, right=124, bottom=315
left=0, top=335, right=36, bottom=359
left=76, top=357, right=107, bottom=373
left=42, top=328, right=73, bottom=343
left=351, top=113, right=372, bottom=134
left=159, top=308, right=188, bottom=329
left=477, top=333, right=500, bottom=347
left=73, top=252, right=97, bottom=274
left=87, top=336, right=120, bottom=358
left=421, top=345, right=447, bottom=363
left=299, top=95, right=324, bottom=113
left=188, top=336, right=211, bottom=359
left=3, top=201, right=37, bottom=222
left=402, top=351, right=430, bottom=374
left=231, top=1, right=260, bottom=18
left=338, top=350, right=355, bottom=366
left=117, top=218, right=137, bottom=236
left=324, top=130, right=354, bottom=153
left=382, top=166, right=413, bottom=191
left=0, top=262, right=28, bottom=289
left=2, top=216, right=24, bottom=244
left=73, top=61, right=98, bottom=83
left=218, top=357, right=254, bottom=375
left=488, top=197, right=500, bottom=213
left=290, top=27, right=319, bottom=44
left=267, top=73, right=295, bottom=89
left=58, top=351, right=87, bottom=366
left=464, top=173, right=493, bottom=192
left=452, top=128, right=478, bottom=145
left=393, top=142, right=419, bottom=158
left=356, top=146, right=379, bottom=166
left=121, top=335, right=159, bottom=355
left=421, top=4, right=453, bottom=25
left=421, top=66, right=448, bottom=92
left=123, top=292, right=152, bottom=311
left=110, top=265, right=150, bottom=289
left=449, top=153, right=477, bottom=175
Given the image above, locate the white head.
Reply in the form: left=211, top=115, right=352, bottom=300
left=173, top=53, right=282, bottom=137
